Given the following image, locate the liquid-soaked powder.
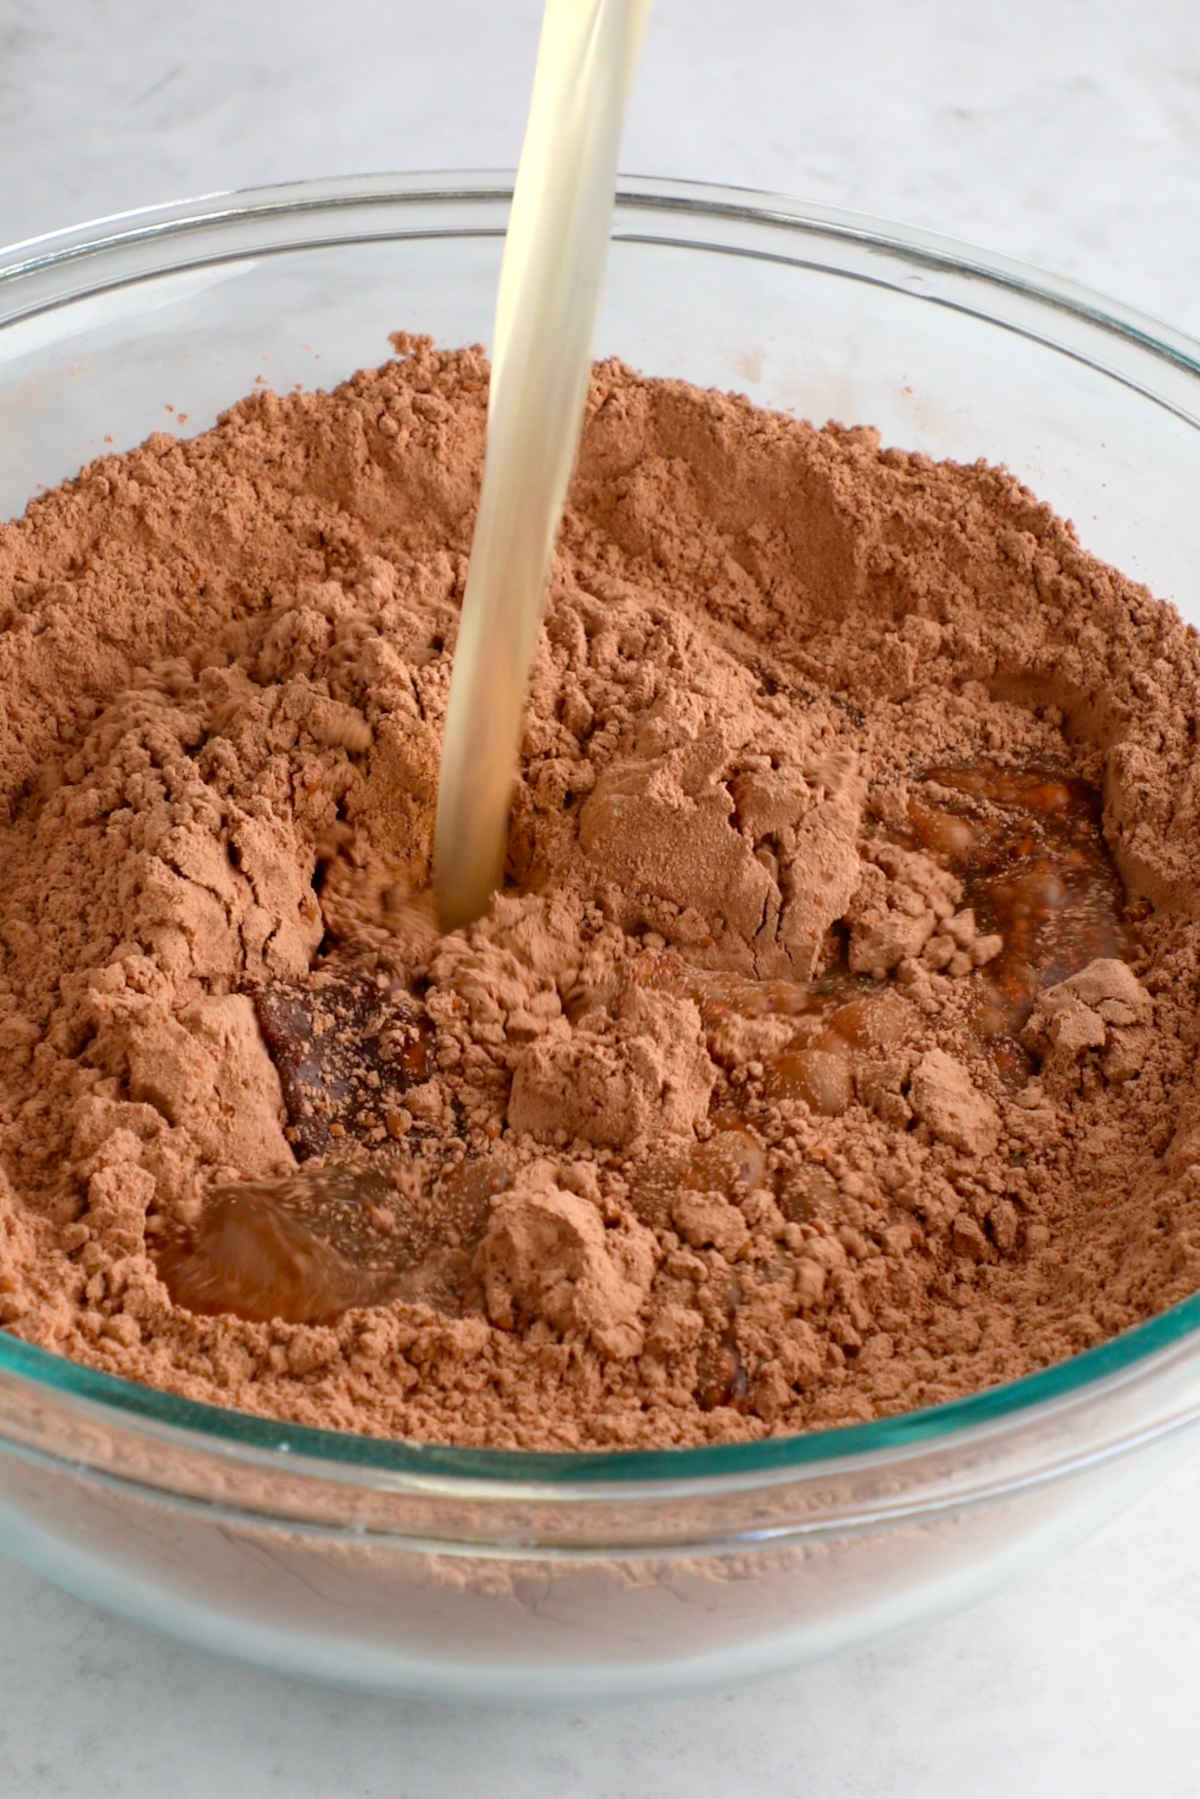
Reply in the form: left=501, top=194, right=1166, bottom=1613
left=2, top=339, right=1200, bottom=1448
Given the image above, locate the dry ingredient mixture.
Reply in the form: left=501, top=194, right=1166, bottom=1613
left=1, top=338, right=1200, bottom=1449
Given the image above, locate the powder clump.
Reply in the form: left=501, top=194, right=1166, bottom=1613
left=475, top=1170, right=657, bottom=1360
left=909, top=1048, right=1000, bottom=1156
left=508, top=986, right=715, bottom=1146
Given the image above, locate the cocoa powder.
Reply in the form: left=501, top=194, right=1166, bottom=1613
left=1, top=337, right=1199, bottom=1449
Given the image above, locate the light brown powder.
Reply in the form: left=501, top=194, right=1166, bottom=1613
left=1, top=338, right=1199, bottom=1449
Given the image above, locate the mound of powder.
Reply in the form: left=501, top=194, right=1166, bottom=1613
left=1, top=337, right=1200, bottom=1449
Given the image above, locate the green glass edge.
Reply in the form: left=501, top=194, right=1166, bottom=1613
left=4, top=1295, right=1200, bottom=1487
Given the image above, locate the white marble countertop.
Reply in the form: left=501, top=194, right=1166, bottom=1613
left=2, top=1, right=1200, bottom=1792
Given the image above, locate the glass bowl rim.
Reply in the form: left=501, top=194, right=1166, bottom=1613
left=2, top=168, right=1200, bottom=1492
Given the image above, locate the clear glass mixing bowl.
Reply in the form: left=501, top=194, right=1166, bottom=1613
left=1, top=173, right=1199, bottom=1700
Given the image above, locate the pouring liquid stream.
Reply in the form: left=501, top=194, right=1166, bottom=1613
left=160, top=0, right=650, bottom=1318
left=433, top=0, right=650, bottom=932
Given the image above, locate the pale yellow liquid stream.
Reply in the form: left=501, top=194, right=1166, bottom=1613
left=433, top=0, right=650, bottom=932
